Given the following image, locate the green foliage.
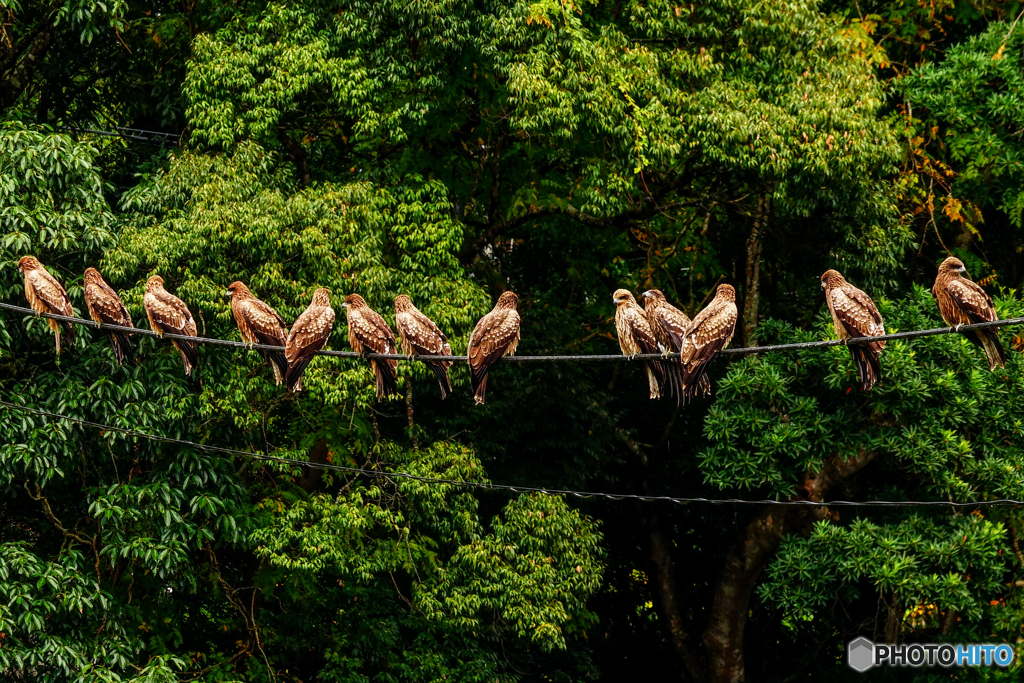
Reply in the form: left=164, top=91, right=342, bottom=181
left=902, top=20, right=1024, bottom=228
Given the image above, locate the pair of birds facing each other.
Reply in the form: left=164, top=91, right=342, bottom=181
left=613, top=284, right=738, bottom=406
left=819, top=256, right=1004, bottom=391
left=17, top=256, right=523, bottom=403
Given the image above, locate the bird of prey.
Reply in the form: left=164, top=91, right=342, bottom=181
left=679, top=283, right=738, bottom=402
left=284, top=288, right=335, bottom=392
left=642, top=288, right=709, bottom=397
left=821, top=269, right=886, bottom=391
left=143, top=275, right=198, bottom=376
left=226, top=281, right=293, bottom=387
left=18, top=256, right=76, bottom=353
left=467, top=291, right=521, bottom=405
left=84, top=267, right=134, bottom=364
left=342, top=294, right=399, bottom=400
left=932, top=256, right=1006, bottom=370
left=394, top=294, right=453, bottom=399
left=613, top=289, right=676, bottom=401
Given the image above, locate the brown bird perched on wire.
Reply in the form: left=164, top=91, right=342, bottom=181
left=284, top=288, right=335, bottom=392
left=17, top=256, right=76, bottom=353
left=467, top=291, right=521, bottom=405
left=226, top=281, right=293, bottom=388
left=820, top=269, right=885, bottom=391
left=144, top=275, right=198, bottom=376
left=342, top=294, right=399, bottom=400
left=84, top=267, right=134, bottom=364
left=394, top=294, right=453, bottom=399
left=613, top=289, right=679, bottom=402
left=932, top=256, right=1005, bottom=370
left=679, top=283, right=738, bottom=403
left=641, top=288, right=708, bottom=398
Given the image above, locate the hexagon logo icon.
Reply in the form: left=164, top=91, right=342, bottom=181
left=848, top=637, right=875, bottom=672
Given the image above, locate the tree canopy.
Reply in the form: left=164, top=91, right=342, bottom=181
left=2, top=0, right=1024, bottom=681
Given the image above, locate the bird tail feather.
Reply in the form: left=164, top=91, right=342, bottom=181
left=173, top=340, right=198, bottom=376
left=427, top=361, right=452, bottom=399
left=981, top=329, right=1006, bottom=370
left=851, top=346, right=881, bottom=391
left=471, top=367, right=489, bottom=405
left=109, top=331, right=134, bottom=365
left=374, top=358, right=399, bottom=399
left=286, top=358, right=311, bottom=393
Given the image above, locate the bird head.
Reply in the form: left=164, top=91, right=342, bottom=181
left=145, top=275, right=165, bottom=292
left=612, top=289, right=634, bottom=306
left=641, top=289, right=666, bottom=304
left=17, top=256, right=41, bottom=273
left=84, top=267, right=103, bottom=285
left=394, top=294, right=413, bottom=312
left=716, top=283, right=736, bottom=301
left=225, top=281, right=250, bottom=300
left=341, top=293, right=363, bottom=309
left=496, top=291, right=519, bottom=310
left=311, top=288, right=332, bottom=307
left=820, top=269, right=844, bottom=290
left=939, top=256, right=967, bottom=275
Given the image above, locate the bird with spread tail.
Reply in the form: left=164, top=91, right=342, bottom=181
left=467, top=291, right=521, bottom=405
left=144, top=276, right=198, bottom=376
left=642, top=288, right=709, bottom=398
left=679, top=283, right=737, bottom=403
left=395, top=294, right=453, bottom=399
left=84, top=267, right=134, bottom=364
left=342, top=294, right=399, bottom=400
left=932, top=256, right=1005, bottom=370
left=18, top=256, right=76, bottom=353
left=613, top=289, right=679, bottom=402
left=227, top=281, right=293, bottom=388
left=284, top=288, right=335, bottom=392
left=821, top=269, right=885, bottom=391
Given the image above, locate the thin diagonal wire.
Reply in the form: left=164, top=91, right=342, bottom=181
left=1, top=301, right=1022, bottom=363
left=2, top=400, right=1020, bottom=509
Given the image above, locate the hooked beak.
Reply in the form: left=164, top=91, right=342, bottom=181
left=224, top=289, right=232, bottom=299
left=341, top=302, right=349, bottom=308
left=957, top=266, right=967, bottom=273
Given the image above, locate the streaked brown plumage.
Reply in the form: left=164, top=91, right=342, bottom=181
left=144, top=275, right=198, bottom=376
left=395, top=294, right=452, bottom=399
left=227, top=281, right=293, bottom=387
left=642, top=288, right=709, bottom=397
left=821, top=269, right=885, bottom=391
left=613, top=289, right=676, bottom=401
left=343, top=294, right=399, bottom=400
left=284, top=288, right=335, bottom=392
left=467, top=291, right=521, bottom=405
left=679, top=283, right=738, bottom=402
left=84, top=267, right=134, bottom=364
left=932, top=257, right=1005, bottom=371
left=18, top=256, right=77, bottom=353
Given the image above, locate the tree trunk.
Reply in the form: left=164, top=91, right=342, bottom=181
left=701, top=450, right=876, bottom=682
left=742, top=194, right=770, bottom=348
left=0, top=29, right=53, bottom=110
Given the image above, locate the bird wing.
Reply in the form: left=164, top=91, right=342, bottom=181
left=397, top=309, right=449, bottom=356
left=86, top=281, right=132, bottom=327
left=286, top=306, right=335, bottom=364
left=468, top=309, right=520, bottom=371
left=946, top=278, right=997, bottom=324
left=238, top=298, right=288, bottom=346
left=829, top=287, right=884, bottom=338
left=621, top=305, right=661, bottom=355
left=147, top=290, right=197, bottom=337
left=350, top=308, right=396, bottom=355
left=28, top=269, right=74, bottom=317
left=680, top=300, right=736, bottom=366
left=656, top=302, right=691, bottom=351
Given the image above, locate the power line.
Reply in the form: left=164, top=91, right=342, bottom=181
left=2, top=301, right=1023, bottom=363
left=1, top=399, right=1020, bottom=509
